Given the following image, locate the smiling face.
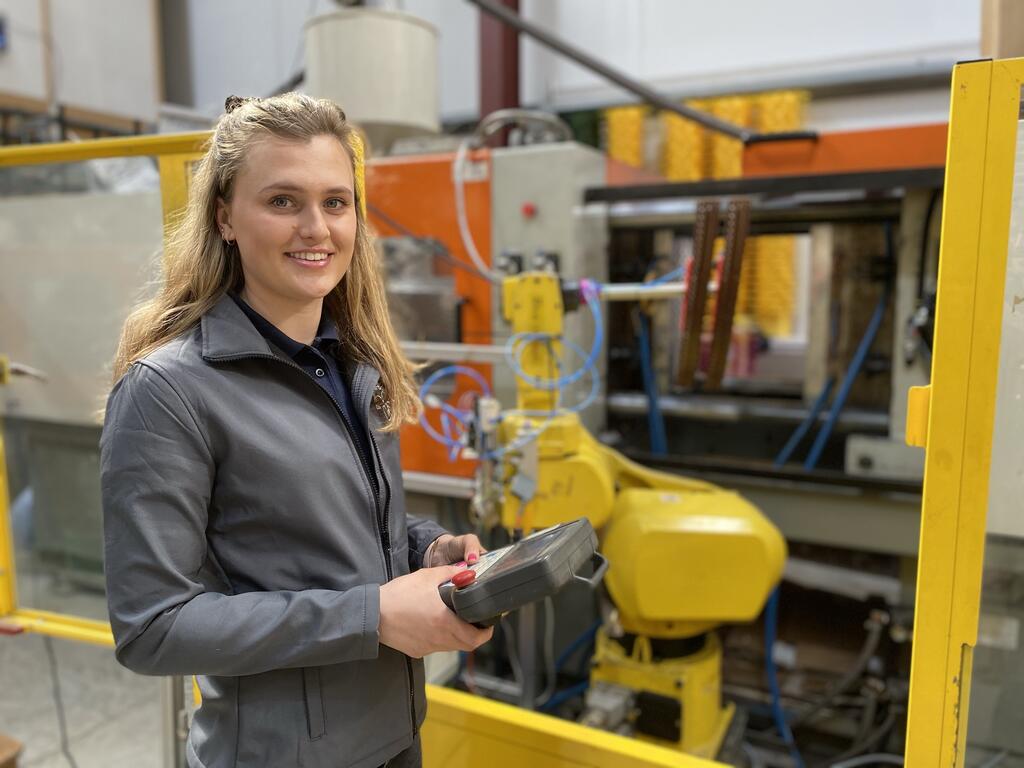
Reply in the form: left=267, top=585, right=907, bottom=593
left=216, top=134, right=357, bottom=324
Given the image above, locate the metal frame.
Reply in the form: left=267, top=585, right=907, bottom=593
left=0, top=131, right=209, bottom=647
left=903, top=58, right=1023, bottom=765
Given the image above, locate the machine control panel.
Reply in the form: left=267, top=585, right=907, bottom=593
left=439, top=518, right=607, bottom=627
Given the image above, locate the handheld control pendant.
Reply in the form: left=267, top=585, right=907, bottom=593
left=438, top=518, right=607, bottom=627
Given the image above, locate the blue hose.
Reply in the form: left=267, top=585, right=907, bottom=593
left=638, top=314, right=668, bottom=455
left=555, top=620, right=602, bottom=671
left=765, top=588, right=805, bottom=768
left=507, top=286, right=604, bottom=391
left=417, top=364, right=491, bottom=453
left=802, top=222, right=894, bottom=470
left=538, top=680, right=590, bottom=713
left=650, top=265, right=684, bottom=285
left=773, top=378, right=835, bottom=467
left=803, top=282, right=890, bottom=471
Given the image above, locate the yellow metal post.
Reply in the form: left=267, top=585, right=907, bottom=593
left=904, top=58, right=1023, bottom=766
left=0, top=418, right=16, bottom=618
left=158, top=153, right=203, bottom=242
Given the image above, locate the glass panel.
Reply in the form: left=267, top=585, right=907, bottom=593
left=0, top=157, right=163, bottom=621
left=965, top=90, right=1024, bottom=766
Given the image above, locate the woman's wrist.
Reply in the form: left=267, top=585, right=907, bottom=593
left=423, top=534, right=454, bottom=568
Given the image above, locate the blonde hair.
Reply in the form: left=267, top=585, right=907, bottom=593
left=111, top=92, right=420, bottom=430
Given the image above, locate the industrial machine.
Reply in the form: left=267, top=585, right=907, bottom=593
left=416, top=263, right=786, bottom=757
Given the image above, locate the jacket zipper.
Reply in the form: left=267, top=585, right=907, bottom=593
left=210, top=353, right=390, bottom=578
left=212, top=352, right=415, bottom=733
left=364, top=421, right=415, bottom=735
left=357, top=376, right=416, bottom=734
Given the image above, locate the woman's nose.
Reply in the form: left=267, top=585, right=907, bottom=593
left=297, top=208, right=330, bottom=241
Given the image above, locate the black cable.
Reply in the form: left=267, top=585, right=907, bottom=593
left=789, top=614, right=887, bottom=729
left=43, top=635, right=80, bottom=768
left=814, top=705, right=898, bottom=768
left=916, top=190, right=941, bottom=303
left=366, top=202, right=492, bottom=282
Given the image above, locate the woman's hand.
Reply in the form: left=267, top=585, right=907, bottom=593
left=378, top=565, right=494, bottom=658
left=425, top=533, right=485, bottom=567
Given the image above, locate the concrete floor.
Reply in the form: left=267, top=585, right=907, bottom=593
left=0, top=630, right=163, bottom=767
left=1, top=555, right=165, bottom=768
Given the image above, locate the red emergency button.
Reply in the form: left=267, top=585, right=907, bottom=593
left=452, top=569, right=476, bottom=589
left=521, top=202, right=537, bottom=219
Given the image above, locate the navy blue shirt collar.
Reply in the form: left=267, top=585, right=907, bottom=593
left=229, top=292, right=338, bottom=359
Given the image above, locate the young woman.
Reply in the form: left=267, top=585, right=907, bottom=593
left=100, top=93, right=492, bottom=768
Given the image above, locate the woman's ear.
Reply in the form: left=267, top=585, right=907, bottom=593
left=215, top=197, right=234, bottom=242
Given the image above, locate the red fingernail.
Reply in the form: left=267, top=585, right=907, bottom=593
left=456, top=561, right=467, bottom=567
left=452, top=570, right=476, bottom=589
left=468, top=553, right=478, bottom=563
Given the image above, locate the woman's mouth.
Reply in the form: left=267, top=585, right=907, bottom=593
left=286, top=250, right=333, bottom=267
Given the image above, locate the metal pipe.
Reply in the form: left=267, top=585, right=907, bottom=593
left=466, top=0, right=817, bottom=144
left=598, top=281, right=694, bottom=301
left=400, top=341, right=508, bottom=364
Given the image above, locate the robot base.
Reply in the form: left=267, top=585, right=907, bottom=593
left=586, top=628, right=734, bottom=759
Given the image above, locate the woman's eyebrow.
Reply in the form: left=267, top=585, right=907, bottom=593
left=258, top=182, right=353, bottom=196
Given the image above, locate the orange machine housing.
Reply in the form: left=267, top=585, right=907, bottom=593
left=366, top=149, right=494, bottom=479
left=742, top=123, right=948, bottom=177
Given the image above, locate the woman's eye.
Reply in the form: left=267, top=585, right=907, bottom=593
left=325, top=198, right=348, bottom=210
left=270, top=196, right=292, bottom=208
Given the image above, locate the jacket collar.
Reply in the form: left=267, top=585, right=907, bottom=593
left=200, top=293, right=383, bottom=420
left=201, top=293, right=279, bottom=362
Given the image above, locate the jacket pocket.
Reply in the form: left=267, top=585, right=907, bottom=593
left=302, top=667, right=326, bottom=741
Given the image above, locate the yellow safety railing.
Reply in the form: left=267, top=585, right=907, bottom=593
left=0, top=131, right=209, bottom=647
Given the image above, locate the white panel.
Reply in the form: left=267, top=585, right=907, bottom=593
left=0, top=0, right=48, bottom=103
left=400, top=0, right=478, bottom=123
left=806, top=88, right=952, bottom=132
left=520, top=0, right=979, bottom=110
left=186, top=0, right=335, bottom=117
left=48, top=0, right=159, bottom=121
left=177, top=1, right=977, bottom=127
left=987, top=117, right=1024, bottom=539
left=0, top=191, right=163, bottom=425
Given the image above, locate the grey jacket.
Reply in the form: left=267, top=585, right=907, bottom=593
left=100, top=295, right=447, bottom=768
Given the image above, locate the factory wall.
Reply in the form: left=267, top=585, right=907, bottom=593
left=166, top=0, right=978, bottom=132
left=0, top=0, right=160, bottom=123
left=0, top=0, right=48, bottom=108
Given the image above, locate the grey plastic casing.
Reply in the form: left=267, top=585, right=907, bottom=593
left=438, top=518, right=607, bottom=627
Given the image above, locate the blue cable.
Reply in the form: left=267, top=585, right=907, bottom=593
left=507, top=291, right=604, bottom=391
left=484, top=337, right=601, bottom=461
left=417, top=364, right=491, bottom=453
left=418, top=364, right=492, bottom=399
left=638, top=314, right=668, bottom=455
left=802, top=283, right=890, bottom=471
left=538, top=680, right=590, bottom=713
left=773, top=378, right=835, bottom=467
left=765, top=588, right=805, bottom=768
left=649, top=265, right=684, bottom=285
left=555, top=620, right=602, bottom=671
left=802, top=223, right=894, bottom=470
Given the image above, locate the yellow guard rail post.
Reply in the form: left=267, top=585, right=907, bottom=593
left=904, top=58, right=1024, bottom=766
